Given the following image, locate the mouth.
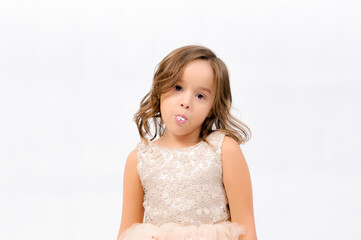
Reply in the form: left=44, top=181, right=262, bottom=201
left=174, top=114, right=188, bottom=124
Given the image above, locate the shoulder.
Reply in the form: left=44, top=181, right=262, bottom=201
left=123, top=148, right=143, bottom=184
left=222, top=135, right=241, bottom=153
left=124, top=149, right=138, bottom=169
left=221, top=136, right=248, bottom=177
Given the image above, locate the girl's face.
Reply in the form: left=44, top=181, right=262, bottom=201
left=160, top=60, right=216, bottom=139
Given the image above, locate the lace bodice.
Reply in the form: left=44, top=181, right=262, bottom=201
left=136, top=131, right=230, bottom=226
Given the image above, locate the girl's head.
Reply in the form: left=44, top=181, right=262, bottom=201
left=134, top=45, right=251, bottom=144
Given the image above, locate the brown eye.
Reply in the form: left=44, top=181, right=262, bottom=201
left=175, top=85, right=182, bottom=91
left=196, top=93, right=205, bottom=100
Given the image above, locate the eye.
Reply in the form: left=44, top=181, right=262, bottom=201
left=174, top=85, right=182, bottom=91
left=196, top=93, right=205, bottom=100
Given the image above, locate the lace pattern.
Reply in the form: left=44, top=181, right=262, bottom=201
left=136, top=131, right=230, bottom=226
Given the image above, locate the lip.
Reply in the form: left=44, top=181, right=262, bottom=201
left=174, top=114, right=188, bottom=124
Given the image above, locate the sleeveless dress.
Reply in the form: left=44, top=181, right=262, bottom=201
left=119, top=131, right=246, bottom=240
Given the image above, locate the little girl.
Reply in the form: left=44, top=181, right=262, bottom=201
left=117, top=45, right=257, bottom=240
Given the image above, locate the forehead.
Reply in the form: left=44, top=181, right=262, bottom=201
left=180, top=60, right=215, bottom=91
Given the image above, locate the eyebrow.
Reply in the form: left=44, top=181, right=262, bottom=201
left=200, top=87, right=212, bottom=94
left=177, top=79, right=212, bottom=94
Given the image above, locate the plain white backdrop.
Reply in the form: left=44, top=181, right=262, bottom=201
left=1, top=0, right=360, bottom=239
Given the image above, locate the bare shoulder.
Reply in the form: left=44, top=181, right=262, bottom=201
left=221, top=136, right=248, bottom=178
left=221, top=136, right=245, bottom=161
left=126, top=149, right=137, bottom=164
left=123, top=148, right=143, bottom=193
left=124, top=149, right=138, bottom=175
left=222, top=136, right=240, bottom=150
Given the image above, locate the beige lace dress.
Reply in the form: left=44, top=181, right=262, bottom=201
left=119, top=131, right=245, bottom=240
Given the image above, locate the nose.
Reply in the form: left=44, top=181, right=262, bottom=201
left=181, top=103, right=190, bottom=109
left=180, top=94, right=191, bottom=109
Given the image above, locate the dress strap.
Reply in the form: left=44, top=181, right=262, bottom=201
left=135, top=139, right=150, bottom=185
left=206, top=131, right=226, bottom=155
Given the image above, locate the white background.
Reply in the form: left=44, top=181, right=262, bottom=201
left=1, top=0, right=360, bottom=239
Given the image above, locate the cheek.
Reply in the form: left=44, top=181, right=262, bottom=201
left=161, top=93, right=178, bottom=107
left=160, top=96, right=172, bottom=116
left=197, top=105, right=213, bottom=120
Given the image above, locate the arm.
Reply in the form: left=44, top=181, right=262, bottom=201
left=116, top=149, right=144, bottom=240
left=222, top=136, right=258, bottom=240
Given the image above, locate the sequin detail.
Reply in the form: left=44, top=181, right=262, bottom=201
left=136, top=131, right=230, bottom=226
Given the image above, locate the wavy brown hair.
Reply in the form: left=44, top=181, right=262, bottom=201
left=134, top=45, right=251, bottom=144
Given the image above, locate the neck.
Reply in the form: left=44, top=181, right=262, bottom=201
left=157, top=129, right=201, bottom=148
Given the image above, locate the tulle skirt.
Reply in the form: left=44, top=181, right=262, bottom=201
left=118, top=221, right=246, bottom=240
